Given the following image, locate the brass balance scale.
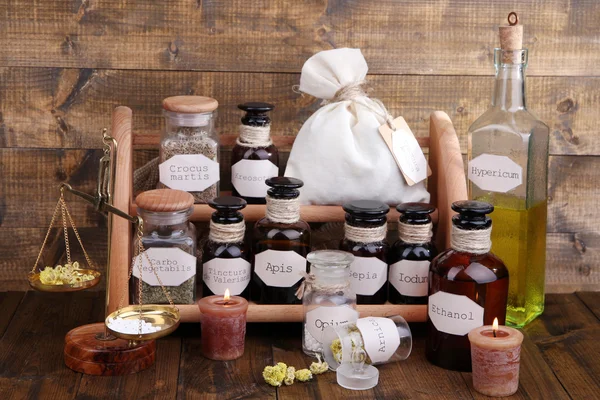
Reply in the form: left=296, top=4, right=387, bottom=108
left=27, top=108, right=180, bottom=375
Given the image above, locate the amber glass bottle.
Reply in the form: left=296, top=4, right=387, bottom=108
left=202, top=196, right=250, bottom=299
left=231, top=102, right=279, bottom=205
left=340, top=200, right=389, bottom=304
left=251, top=177, right=311, bottom=304
left=388, top=203, right=437, bottom=305
left=426, top=201, right=509, bottom=372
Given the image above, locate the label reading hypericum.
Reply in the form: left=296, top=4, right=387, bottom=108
left=253, top=249, right=307, bottom=288
left=356, top=317, right=401, bottom=364
left=231, top=159, right=278, bottom=198
left=428, top=291, right=484, bottom=336
left=349, top=256, right=387, bottom=296
left=202, top=257, right=251, bottom=295
left=132, top=247, right=196, bottom=286
left=159, top=154, right=220, bottom=192
left=389, top=259, right=430, bottom=297
left=305, top=305, right=359, bottom=345
left=468, top=154, right=523, bottom=193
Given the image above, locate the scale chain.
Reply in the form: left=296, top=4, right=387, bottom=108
left=60, top=195, right=72, bottom=266
left=31, top=198, right=62, bottom=274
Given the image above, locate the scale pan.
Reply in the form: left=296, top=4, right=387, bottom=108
left=27, top=270, right=101, bottom=292
left=105, top=304, right=180, bottom=341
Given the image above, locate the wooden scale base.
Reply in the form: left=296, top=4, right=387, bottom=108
left=64, top=323, right=156, bottom=376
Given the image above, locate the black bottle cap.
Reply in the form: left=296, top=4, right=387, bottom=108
left=266, top=177, right=303, bottom=199
left=209, top=196, right=247, bottom=224
left=396, top=202, right=436, bottom=225
left=451, top=200, right=494, bottom=230
left=238, top=102, right=275, bottom=127
left=343, top=200, right=389, bottom=219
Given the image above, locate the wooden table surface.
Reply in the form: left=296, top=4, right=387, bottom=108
left=1, top=291, right=599, bottom=399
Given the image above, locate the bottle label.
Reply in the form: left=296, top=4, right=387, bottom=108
left=389, top=259, right=430, bottom=297
left=253, top=249, right=307, bottom=288
left=428, top=291, right=484, bottom=336
left=132, top=247, right=196, bottom=286
left=468, top=154, right=523, bottom=193
left=305, top=305, right=359, bottom=345
left=356, top=317, right=401, bottom=364
left=202, top=258, right=251, bottom=296
left=159, top=154, right=220, bottom=192
left=349, top=256, right=387, bottom=296
left=231, top=159, right=278, bottom=198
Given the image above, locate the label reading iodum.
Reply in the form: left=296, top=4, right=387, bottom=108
left=202, top=257, right=251, bottom=295
left=349, top=256, right=387, bottom=296
left=231, top=159, right=278, bottom=198
left=132, top=247, right=197, bottom=286
left=428, top=291, right=484, bottom=336
left=389, top=259, right=430, bottom=297
left=253, top=249, right=307, bottom=288
left=468, top=154, right=523, bottom=193
left=159, top=154, right=220, bottom=192
left=356, top=317, right=401, bottom=364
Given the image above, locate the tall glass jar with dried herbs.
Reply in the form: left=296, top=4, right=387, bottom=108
left=159, top=96, right=220, bottom=204
left=131, top=189, right=198, bottom=305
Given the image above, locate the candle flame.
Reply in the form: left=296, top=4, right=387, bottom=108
left=493, top=318, right=499, bottom=332
left=224, top=289, right=231, bottom=302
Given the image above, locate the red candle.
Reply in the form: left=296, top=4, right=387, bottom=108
left=198, top=289, right=249, bottom=361
left=468, top=318, right=524, bottom=397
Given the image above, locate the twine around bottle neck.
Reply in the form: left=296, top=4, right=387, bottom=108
left=265, top=195, right=300, bottom=224
left=236, top=124, right=272, bottom=147
left=295, top=272, right=350, bottom=300
left=451, top=225, right=492, bottom=254
left=398, top=221, right=433, bottom=244
left=208, top=220, right=245, bottom=243
left=344, top=223, right=387, bottom=243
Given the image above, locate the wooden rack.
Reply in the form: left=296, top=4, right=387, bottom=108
left=109, top=109, right=467, bottom=323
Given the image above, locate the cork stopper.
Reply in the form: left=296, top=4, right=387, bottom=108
left=162, top=96, right=218, bottom=114
left=499, top=12, right=523, bottom=50
left=136, top=189, right=194, bottom=212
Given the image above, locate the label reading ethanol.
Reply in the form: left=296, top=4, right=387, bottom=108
left=231, top=159, right=278, bottom=198
left=468, top=154, right=523, bottom=193
left=428, top=291, right=484, bottom=336
left=349, top=257, right=387, bottom=296
left=202, top=258, right=251, bottom=295
left=132, top=247, right=196, bottom=286
left=389, top=259, right=430, bottom=297
left=159, top=154, right=220, bottom=192
left=356, top=317, right=401, bottom=364
left=306, top=305, right=359, bottom=345
left=253, top=249, right=307, bottom=288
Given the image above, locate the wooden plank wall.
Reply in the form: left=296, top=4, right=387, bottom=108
left=0, top=0, right=598, bottom=292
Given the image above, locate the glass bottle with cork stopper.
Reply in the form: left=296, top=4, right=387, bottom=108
left=467, top=12, right=549, bottom=327
left=231, top=102, right=279, bottom=204
left=251, top=177, right=311, bottom=304
left=426, top=201, right=509, bottom=372
left=159, top=96, right=220, bottom=204
left=388, top=203, right=437, bottom=305
left=340, top=200, right=389, bottom=304
left=132, top=189, right=198, bottom=305
left=202, top=196, right=250, bottom=299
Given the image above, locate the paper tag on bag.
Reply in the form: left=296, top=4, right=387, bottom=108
left=378, top=117, right=429, bottom=185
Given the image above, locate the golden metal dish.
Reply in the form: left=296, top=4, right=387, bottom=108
left=105, top=304, right=180, bottom=341
left=27, top=270, right=101, bottom=292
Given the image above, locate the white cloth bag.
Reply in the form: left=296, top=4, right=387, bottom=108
left=285, top=48, right=430, bottom=205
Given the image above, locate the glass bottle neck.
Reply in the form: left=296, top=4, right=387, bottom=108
left=491, top=49, right=528, bottom=112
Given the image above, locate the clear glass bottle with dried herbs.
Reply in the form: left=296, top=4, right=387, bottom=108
left=131, top=189, right=198, bottom=305
left=159, top=96, right=220, bottom=204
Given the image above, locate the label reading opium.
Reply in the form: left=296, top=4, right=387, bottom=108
left=159, top=154, right=220, bottom=192
left=468, top=154, right=523, bottom=193
left=253, top=249, right=307, bottom=288
left=389, top=259, right=430, bottom=297
left=356, top=317, right=401, bottom=364
left=202, top=257, right=251, bottom=295
left=428, top=291, right=484, bottom=336
left=132, top=247, right=196, bottom=286
left=306, top=305, right=359, bottom=345
left=231, top=159, right=278, bottom=198
left=349, top=257, right=387, bottom=296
